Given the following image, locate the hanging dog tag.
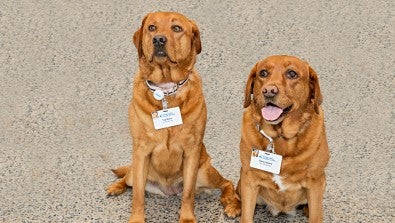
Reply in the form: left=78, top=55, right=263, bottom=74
left=152, top=107, right=183, bottom=130
left=153, top=89, right=165, bottom=100
left=152, top=90, right=168, bottom=109
left=250, top=148, right=282, bottom=174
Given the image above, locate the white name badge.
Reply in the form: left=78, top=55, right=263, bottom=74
left=250, top=148, right=283, bottom=174
left=152, top=107, right=183, bottom=130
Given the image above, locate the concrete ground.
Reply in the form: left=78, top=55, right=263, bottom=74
left=1, top=0, right=393, bottom=222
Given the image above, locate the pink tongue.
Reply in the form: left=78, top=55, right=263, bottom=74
left=261, top=106, right=283, bottom=121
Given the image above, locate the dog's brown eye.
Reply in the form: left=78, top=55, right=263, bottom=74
left=286, top=70, right=298, bottom=79
left=148, top=25, right=156, bottom=32
left=172, top=25, right=183, bottom=32
left=259, top=70, right=269, bottom=78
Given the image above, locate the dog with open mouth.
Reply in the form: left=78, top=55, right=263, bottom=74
left=105, top=12, right=238, bottom=223
left=229, top=55, right=330, bottom=223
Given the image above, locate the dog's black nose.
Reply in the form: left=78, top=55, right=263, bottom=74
left=153, top=35, right=167, bottom=46
left=263, top=85, right=278, bottom=98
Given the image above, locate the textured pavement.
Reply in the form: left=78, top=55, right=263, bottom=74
left=1, top=1, right=394, bottom=222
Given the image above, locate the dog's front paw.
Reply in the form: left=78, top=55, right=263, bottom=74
left=179, top=218, right=197, bottom=223
left=129, top=216, right=145, bottom=223
left=220, top=188, right=239, bottom=206
left=220, top=189, right=241, bottom=218
left=129, top=219, right=144, bottom=223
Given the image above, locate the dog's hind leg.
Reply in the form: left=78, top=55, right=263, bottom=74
left=111, top=165, right=130, bottom=177
left=107, top=177, right=127, bottom=196
left=106, top=165, right=131, bottom=196
left=196, top=147, right=240, bottom=217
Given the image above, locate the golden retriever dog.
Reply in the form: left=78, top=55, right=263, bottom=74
left=229, top=55, right=330, bottom=223
left=106, top=12, right=238, bottom=223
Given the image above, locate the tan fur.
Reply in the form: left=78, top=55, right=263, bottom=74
left=229, top=55, right=330, bottom=223
left=106, top=12, right=238, bottom=223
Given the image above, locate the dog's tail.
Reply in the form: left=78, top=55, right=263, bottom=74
left=111, top=165, right=130, bottom=178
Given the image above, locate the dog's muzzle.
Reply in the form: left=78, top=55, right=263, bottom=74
left=153, top=35, right=167, bottom=57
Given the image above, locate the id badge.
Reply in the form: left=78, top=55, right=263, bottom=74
left=250, top=148, right=282, bottom=174
left=152, top=107, right=183, bottom=130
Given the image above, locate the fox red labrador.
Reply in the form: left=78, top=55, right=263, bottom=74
left=229, top=55, right=330, bottom=223
left=106, top=12, right=238, bottom=223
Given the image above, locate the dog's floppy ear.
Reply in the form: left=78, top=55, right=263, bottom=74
left=189, top=20, right=202, bottom=54
left=133, top=14, right=149, bottom=58
left=244, top=64, right=257, bottom=108
left=309, top=66, right=323, bottom=114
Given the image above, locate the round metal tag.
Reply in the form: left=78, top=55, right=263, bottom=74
left=153, top=89, right=165, bottom=100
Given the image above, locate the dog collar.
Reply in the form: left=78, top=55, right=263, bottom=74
left=255, top=123, right=276, bottom=153
left=145, top=75, right=189, bottom=96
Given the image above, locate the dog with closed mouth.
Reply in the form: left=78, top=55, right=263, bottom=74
left=229, top=55, right=330, bottom=223
left=106, top=12, right=238, bottom=223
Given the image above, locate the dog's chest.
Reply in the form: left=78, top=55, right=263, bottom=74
left=270, top=174, right=303, bottom=193
left=272, top=174, right=287, bottom=191
left=150, top=143, right=183, bottom=174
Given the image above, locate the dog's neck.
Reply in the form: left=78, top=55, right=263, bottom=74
left=139, top=51, right=196, bottom=78
left=145, top=74, right=190, bottom=96
left=139, top=58, right=193, bottom=82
